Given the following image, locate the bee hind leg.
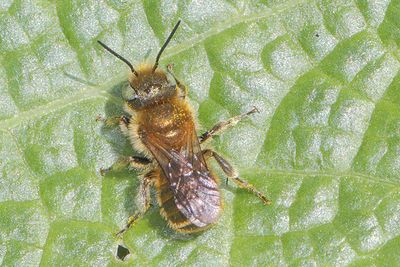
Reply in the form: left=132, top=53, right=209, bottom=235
left=202, top=149, right=271, bottom=205
left=116, top=171, right=154, bottom=237
left=100, top=156, right=151, bottom=176
left=199, top=107, right=259, bottom=144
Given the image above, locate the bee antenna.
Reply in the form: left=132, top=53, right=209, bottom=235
left=152, top=20, right=181, bottom=73
left=97, top=40, right=138, bottom=77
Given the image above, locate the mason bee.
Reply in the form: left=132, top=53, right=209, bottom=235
left=97, top=20, right=270, bottom=235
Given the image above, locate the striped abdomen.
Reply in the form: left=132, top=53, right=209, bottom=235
left=155, top=168, right=218, bottom=233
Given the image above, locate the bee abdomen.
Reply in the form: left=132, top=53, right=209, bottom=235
left=156, top=171, right=205, bottom=232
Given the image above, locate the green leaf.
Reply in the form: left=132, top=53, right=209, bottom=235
left=1, top=0, right=399, bottom=266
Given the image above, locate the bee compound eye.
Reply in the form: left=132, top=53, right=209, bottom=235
left=128, top=97, right=143, bottom=109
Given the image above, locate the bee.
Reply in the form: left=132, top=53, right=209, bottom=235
left=97, top=20, right=271, bottom=235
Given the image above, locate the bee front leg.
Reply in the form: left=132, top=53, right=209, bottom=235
left=199, top=107, right=259, bottom=143
left=100, top=156, right=151, bottom=176
left=202, top=149, right=271, bottom=205
left=116, top=171, right=154, bottom=237
left=96, top=115, right=130, bottom=135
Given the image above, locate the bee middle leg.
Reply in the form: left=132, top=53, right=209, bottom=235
left=199, top=107, right=259, bottom=143
left=116, top=171, right=154, bottom=237
left=100, top=156, right=151, bottom=176
left=202, top=149, right=271, bottom=205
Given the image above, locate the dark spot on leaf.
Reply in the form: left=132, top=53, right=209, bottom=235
left=116, top=244, right=130, bottom=261
left=315, top=32, right=320, bottom=37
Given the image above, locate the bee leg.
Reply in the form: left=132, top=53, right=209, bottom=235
left=202, top=149, right=271, bottom=205
left=100, top=156, right=151, bottom=176
left=199, top=107, right=259, bottom=143
left=167, top=64, right=187, bottom=98
left=96, top=115, right=130, bottom=134
left=116, top=171, right=154, bottom=237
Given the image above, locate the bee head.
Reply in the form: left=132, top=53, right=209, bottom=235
left=97, top=20, right=181, bottom=110
left=125, top=65, right=176, bottom=109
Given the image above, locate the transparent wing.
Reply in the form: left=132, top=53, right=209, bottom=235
left=141, top=128, right=221, bottom=227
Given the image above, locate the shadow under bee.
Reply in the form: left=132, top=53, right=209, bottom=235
left=100, top=81, right=141, bottom=228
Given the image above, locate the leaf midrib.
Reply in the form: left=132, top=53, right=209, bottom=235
left=0, top=0, right=310, bottom=130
